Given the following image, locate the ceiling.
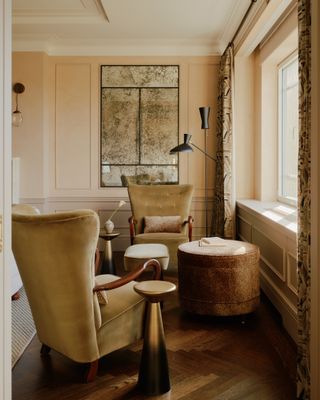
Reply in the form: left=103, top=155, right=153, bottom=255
left=12, top=0, right=251, bottom=56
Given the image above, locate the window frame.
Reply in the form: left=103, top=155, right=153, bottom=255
left=277, top=51, right=298, bottom=207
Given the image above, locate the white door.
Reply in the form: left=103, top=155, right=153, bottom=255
left=0, top=0, right=12, bottom=399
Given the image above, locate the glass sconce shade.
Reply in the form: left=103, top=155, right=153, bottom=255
left=12, top=110, right=23, bottom=127
left=199, top=107, right=210, bottom=129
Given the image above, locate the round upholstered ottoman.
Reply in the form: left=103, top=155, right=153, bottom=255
left=178, top=240, right=260, bottom=316
left=124, top=243, right=169, bottom=272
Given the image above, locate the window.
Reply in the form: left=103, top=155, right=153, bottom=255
left=278, top=56, right=298, bottom=205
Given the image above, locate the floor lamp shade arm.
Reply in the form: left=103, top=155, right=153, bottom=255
left=170, top=133, right=215, bottom=162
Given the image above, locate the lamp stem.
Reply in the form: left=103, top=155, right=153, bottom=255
left=15, top=92, right=19, bottom=112
left=204, top=129, right=208, bottom=237
left=189, top=142, right=216, bottom=161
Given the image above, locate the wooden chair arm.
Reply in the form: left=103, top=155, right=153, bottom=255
left=128, top=216, right=137, bottom=245
left=93, top=259, right=161, bottom=292
left=183, top=215, right=193, bottom=241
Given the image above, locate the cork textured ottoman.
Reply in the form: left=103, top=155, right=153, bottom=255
left=178, top=240, right=260, bottom=316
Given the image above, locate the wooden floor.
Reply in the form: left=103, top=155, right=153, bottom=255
left=12, top=254, right=297, bottom=400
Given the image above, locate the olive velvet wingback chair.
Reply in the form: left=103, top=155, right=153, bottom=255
left=12, top=209, right=160, bottom=382
left=127, top=184, right=194, bottom=270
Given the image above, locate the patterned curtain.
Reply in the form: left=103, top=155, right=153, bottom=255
left=211, top=45, right=234, bottom=238
left=297, top=0, right=311, bottom=398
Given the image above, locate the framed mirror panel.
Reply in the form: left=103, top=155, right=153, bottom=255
left=100, top=65, right=179, bottom=187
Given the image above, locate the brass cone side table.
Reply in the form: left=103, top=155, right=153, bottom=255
left=134, top=280, right=176, bottom=395
left=98, top=231, right=120, bottom=274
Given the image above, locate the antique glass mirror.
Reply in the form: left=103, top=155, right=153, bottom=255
left=100, top=65, right=179, bottom=186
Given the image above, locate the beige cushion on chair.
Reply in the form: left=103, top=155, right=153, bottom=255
left=124, top=243, right=169, bottom=272
left=144, top=216, right=182, bottom=233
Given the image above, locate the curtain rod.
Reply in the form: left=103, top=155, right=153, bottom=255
left=223, top=0, right=257, bottom=54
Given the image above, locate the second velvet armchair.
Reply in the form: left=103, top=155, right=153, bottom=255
left=127, top=184, right=194, bottom=270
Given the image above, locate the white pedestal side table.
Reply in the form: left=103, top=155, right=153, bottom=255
left=134, top=280, right=176, bottom=395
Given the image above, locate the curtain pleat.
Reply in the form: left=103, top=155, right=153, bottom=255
left=297, top=0, right=311, bottom=398
left=211, top=45, right=234, bottom=238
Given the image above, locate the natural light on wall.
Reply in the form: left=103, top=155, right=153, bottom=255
left=278, top=56, right=298, bottom=205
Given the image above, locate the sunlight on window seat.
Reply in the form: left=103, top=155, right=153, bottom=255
left=237, top=199, right=297, bottom=236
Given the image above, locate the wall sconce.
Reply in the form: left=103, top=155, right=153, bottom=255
left=12, top=82, right=25, bottom=127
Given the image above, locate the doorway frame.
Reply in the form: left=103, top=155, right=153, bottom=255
left=0, top=0, right=12, bottom=399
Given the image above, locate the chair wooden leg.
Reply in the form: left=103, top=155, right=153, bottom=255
left=85, top=360, right=99, bottom=383
left=40, top=344, right=51, bottom=355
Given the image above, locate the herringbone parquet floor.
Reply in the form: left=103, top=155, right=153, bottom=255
left=12, top=254, right=296, bottom=400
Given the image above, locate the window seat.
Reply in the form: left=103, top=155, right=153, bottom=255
left=236, top=199, right=298, bottom=343
left=236, top=199, right=297, bottom=241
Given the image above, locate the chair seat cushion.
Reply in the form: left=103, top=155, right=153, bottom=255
left=95, top=274, right=144, bottom=327
left=95, top=274, right=146, bottom=357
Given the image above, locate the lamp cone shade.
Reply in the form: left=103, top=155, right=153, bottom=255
left=170, top=133, right=193, bottom=154
left=199, top=107, right=210, bottom=129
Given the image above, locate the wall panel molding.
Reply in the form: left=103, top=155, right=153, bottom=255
left=252, top=225, right=286, bottom=282
left=21, top=195, right=209, bottom=248
left=55, top=63, right=92, bottom=190
left=287, top=251, right=298, bottom=295
left=260, top=269, right=297, bottom=342
left=237, top=215, right=252, bottom=242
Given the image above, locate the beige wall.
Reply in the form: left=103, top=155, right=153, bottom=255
left=12, top=52, right=48, bottom=200
left=12, top=53, right=219, bottom=244
left=234, top=54, right=256, bottom=199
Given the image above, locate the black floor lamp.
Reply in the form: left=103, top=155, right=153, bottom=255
left=170, top=107, right=215, bottom=237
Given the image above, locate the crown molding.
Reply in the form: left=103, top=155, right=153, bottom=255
left=234, top=0, right=296, bottom=57
left=219, top=0, right=251, bottom=49
left=12, top=38, right=223, bottom=56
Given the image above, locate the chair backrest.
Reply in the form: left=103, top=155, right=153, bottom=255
left=127, top=184, right=193, bottom=235
left=12, top=209, right=100, bottom=362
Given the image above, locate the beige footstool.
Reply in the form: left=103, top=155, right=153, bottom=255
left=124, top=244, right=169, bottom=272
left=178, top=240, right=260, bottom=316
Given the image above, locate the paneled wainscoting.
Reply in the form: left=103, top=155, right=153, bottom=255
left=20, top=195, right=214, bottom=252
left=236, top=200, right=297, bottom=343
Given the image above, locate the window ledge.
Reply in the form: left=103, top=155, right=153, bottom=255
left=236, top=199, right=297, bottom=239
